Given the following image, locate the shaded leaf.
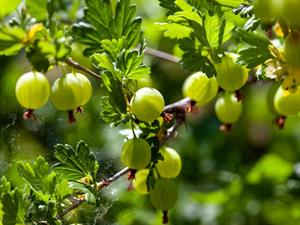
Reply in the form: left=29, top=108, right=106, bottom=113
left=17, top=156, right=56, bottom=203
left=0, top=26, right=25, bottom=56
left=53, top=141, right=99, bottom=182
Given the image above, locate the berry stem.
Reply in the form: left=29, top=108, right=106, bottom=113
left=23, top=109, right=36, bottom=121
left=162, top=210, right=169, bottom=224
left=68, top=110, right=76, bottom=123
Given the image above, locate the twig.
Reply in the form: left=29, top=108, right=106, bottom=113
left=57, top=198, right=85, bottom=220
left=144, top=47, right=180, bottom=64
left=65, top=58, right=102, bottom=80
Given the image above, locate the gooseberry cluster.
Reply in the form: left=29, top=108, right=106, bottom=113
left=15, top=71, right=92, bottom=123
left=119, top=87, right=182, bottom=223
left=253, top=0, right=300, bottom=126
left=182, top=52, right=248, bottom=131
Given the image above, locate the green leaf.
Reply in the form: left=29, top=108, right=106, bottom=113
left=158, top=0, right=179, bottom=15
left=54, top=179, right=72, bottom=201
left=119, top=50, right=150, bottom=80
left=235, top=28, right=273, bottom=68
left=156, top=22, right=193, bottom=39
left=25, top=0, right=48, bottom=21
left=1, top=188, right=28, bottom=225
left=73, top=0, right=141, bottom=54
left=0, top=26, right=25, bottom=56
left=247, top=153, right=293, bottom=184
left=17, top=156, right=57, bottom=203
left=215, top=0, right=244, bottom=7
left=0, top=0, right=21, bottom=19
left=99, top=96, right=123, bottom=125
left=53, top=140, right=99, bottom=182
left=204, top=15, right=234, bottom=48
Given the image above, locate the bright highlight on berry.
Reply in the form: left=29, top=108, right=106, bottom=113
left=121, top=138, right=151, bottom=169
left=156, top=147, right=182, bottom=178
left=50, top=72, right=92, bottom=123
left=215, top=92, right=243, bottom=124
left=215, top=53, right=249, bottom=91
left=130, top=87, right=165, bottom=122
left=182, top=72, right=218, bottom=106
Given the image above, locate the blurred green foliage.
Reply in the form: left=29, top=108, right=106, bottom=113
left=1, top=0, right=300, bottom=225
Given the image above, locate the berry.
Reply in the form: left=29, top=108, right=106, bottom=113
left=274, top=85, right=300, bottom=116
left=15, top=71, right=50, bottom=119
left=215, top=53, right=249, bottom=91
left=215, top=92, right=243, bottom=124
left=149, top=178, right=177, bottom=211
left=284, top=32, right=300, bottom=67
left=182, top=72, right=218, bottom=105
left=50, top=73, right=92, bottom=122
left=253, top=0, right=277, bottom=22
left=130, top=87, right=165, bottom=122
left=156, top=147, right=182, bottom=178
left=121, top=138, right=151, bottom=170
left=280, top=0, right=300, bottom=27
left=132, top=169, right=150, bottom=195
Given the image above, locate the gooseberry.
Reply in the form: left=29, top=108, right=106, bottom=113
left=149, top=178, right=177, bottom=211
left=280, top=0, right=300, bottom=27
left=132, top=169, right=150, bottom=195
left=215, top=53, right=249, bottom=91
left=15, top=71, right=50, bottom=119
left=130, top=87, right=165, bottom=122
left=50, top=72, right=92, bottom=123
left=215, top=92, right=243, bottom=124
left=156, top=147, right=182, bottom=178
left=253, top=0, right=277, bottom=22
left=182, top=72, right=219, bottom=106
left=274, top=85, right=300, bottom=116
left=121, top=138, right=151, bottom=170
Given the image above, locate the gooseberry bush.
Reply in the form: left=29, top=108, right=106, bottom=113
left=2, top=0, right=300, bottom=224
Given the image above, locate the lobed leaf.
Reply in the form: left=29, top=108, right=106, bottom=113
left=53, top=141, right=99, bottom=182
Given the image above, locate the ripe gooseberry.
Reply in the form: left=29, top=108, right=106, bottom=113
left=182, top=72, right=219, bottom=106
left=156, top=147, right=182, bottom=178
left=132, top=169, right=150, bottom=195
left=215, top=92, right=243, bottom=124
left=121, top=138, right=151, bottom=170
left=215, top=53, right=249, bottom=91
left=280, top=0, right=300, bottom=27
left=130, top=87, right=165, bottom=122
left=51, top=72, right=92, bottom=123
left=15, top=71, right=50, bottom=119
left=274, top=85, right=300, bottom=116
left=284, top=32, right=300, bottom=67
left=149, top=178, right=178, bottom=223
left=253, top=0, right=278, bottom=22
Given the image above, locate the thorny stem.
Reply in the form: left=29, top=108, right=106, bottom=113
left=65, top=58, right=102, bottom=80
left=57, top=98, right=196, bottom=220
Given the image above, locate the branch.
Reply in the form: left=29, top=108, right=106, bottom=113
left=144, top=47, right=180, bottom=64
left=65, top=58, right=102, bottom=80
left=57, top=167, right=130, bottom=220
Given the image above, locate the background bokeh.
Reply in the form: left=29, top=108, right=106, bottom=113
left=1, top=1, right=300, bottom=224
